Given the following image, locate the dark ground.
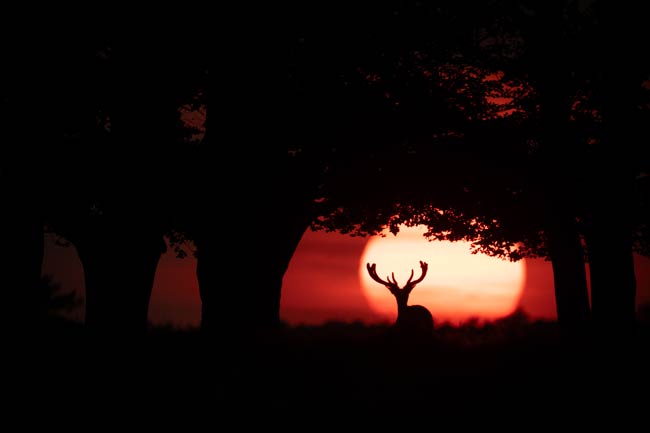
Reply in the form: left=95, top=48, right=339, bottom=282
left=6, top=315, right=650, bottom=424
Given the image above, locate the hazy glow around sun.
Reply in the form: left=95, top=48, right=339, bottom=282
left=359, top=225, right=526, bottom=324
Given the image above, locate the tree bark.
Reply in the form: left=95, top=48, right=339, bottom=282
left=524, top=2, right=593, bottom=334
left=537, top=85, right=592, bottom=333
left=1, top=205, right=45, bottom=333
left=196, top=210, right=312, bottom=337
left=586, top=225, right=636, bottom=334
left=583, top=3, right=641, bottom=336
left=545, top=209, right=591, bottom=331
left=74, top=223, right=165, bottom=335
left=584, top=174, right=637, bottom=335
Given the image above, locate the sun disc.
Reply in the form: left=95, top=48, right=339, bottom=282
left=359, top=225, right=525, bottom=324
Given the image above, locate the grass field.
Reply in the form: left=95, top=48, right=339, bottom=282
left=7, top=313, right=649, bottom=424
left=236, top=319, right=648, bottom=407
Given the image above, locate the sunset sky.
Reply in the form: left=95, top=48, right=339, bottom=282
left=42, top=227, right=650, bottom=328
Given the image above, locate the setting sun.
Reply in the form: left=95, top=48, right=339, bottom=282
left=359, top=225, right=526, bottom=325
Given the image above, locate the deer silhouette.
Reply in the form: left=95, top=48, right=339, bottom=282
left=366, top=260, right=434, bottom=338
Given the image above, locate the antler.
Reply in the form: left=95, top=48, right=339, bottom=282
left=366, top=261, right=428, bottom=295
left=403, top=260, right=428, bottom=293
left=366, top=263, right=397, bottom=288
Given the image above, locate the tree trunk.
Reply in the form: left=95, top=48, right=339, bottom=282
left=1, top=207, right=45, bottom=333
left=196, top=56, right=319, bottom=338
left=545, top=209, right=591, bottom=332
left=74, top=223, right=166, bottom=335
left=196, top=211, right=312, bottom=337
left=586, top=227, right=636, bottom=334
left=527, top=4, right=593, bottom=335
left=584, top=174, right=637, bottom=335
left=583, top=3, right=641, bottom=336
left=1, top=42, right=50, bottom=335
left=537, top=90, right=591, bottom=333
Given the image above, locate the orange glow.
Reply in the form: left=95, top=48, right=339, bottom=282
left=359, top=225, right=525, bottom=325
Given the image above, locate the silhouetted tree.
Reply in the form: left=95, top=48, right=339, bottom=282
left=1, top=19, right=207, bottom=335
left=311, top=0, right=649, bottom=338
left=581, top=0, right=650, bottom=334
left=488, top=0, right=649, bottom=334
left=1, top=36, right=54, bottom=334
left=196, top=2, right=505, bottom=338
left=41, top=32, right=201, bottom=335
left=325, top=1, right=649, bottom=338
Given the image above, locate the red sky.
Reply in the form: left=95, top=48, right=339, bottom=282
left=42, top=229, right=650, bottom=328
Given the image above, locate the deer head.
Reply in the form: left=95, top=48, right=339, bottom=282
left=366, top=261, right=428, bottom=307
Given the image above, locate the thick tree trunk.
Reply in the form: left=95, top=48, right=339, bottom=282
left=1, top=42, right=50, bottom=335
left=1, top=208, right=45, bottom=333
left=518, top=1, right=593, bottom=335
left=250, top=213, right=312, bottom=328
left=586, top=228, right=636, bottom=334
left=537, top=101, right=591, bottom=333
left=197, top=131, right=317, bottom=339
left=584, top=5, right=641, bottom=336
left=545, top=210, right=591, bottom=331
left=529, top=23, right=593, bottom=335
left=197, top=57, right=319, bottom=338
left=74, top=224, right=166, bottom=335
left=584, top=174, right=637, bottom=335
left=196, top=212, right=312, bottom=337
